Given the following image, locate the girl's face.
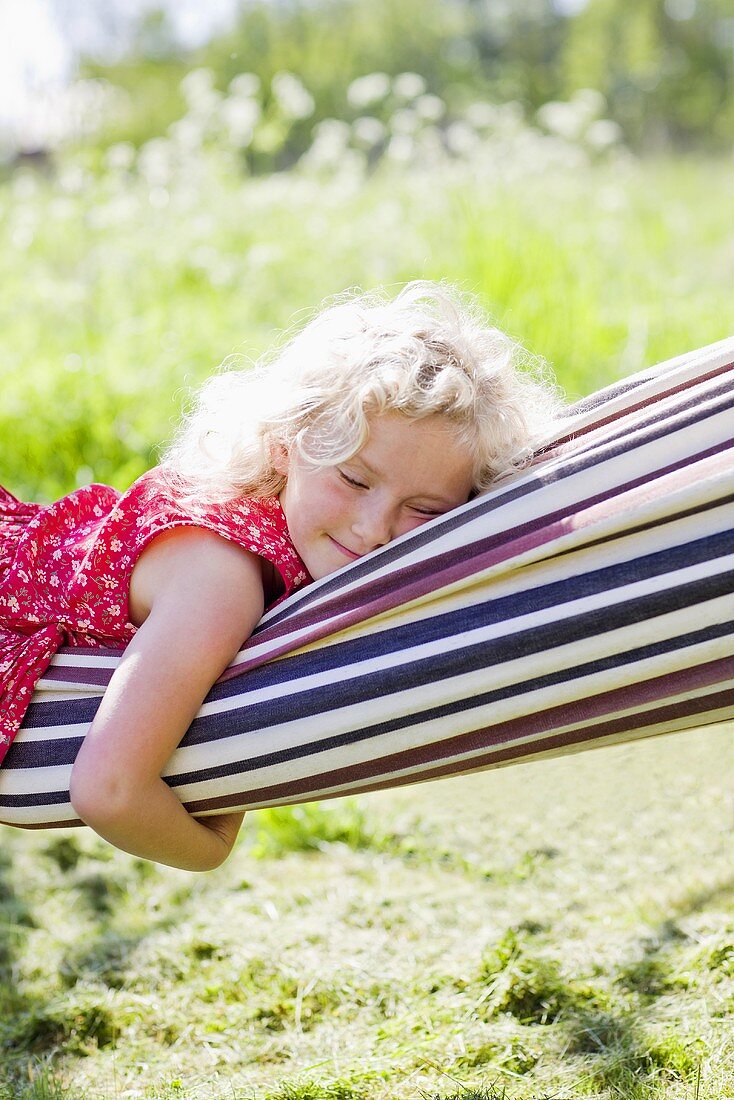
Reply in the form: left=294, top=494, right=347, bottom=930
left=275, top=411, right=475, bottom=580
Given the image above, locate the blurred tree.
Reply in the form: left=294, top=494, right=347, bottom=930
left=74, top=0, right=733, bottom=158
left=560, top=0, right=734, bottom=149
left=82, top=0, right=475, bottom=157
left=463, top=0, right=569, bottom=107
left=209, top=0, right=474, bottom=94
left=203, top=0, right=476, bottom=168
left=132, top=8, right=179, bottom=60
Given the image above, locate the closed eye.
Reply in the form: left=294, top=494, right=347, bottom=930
left=338, top=470, right=369, bottom=490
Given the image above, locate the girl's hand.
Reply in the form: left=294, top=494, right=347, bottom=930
left=70, top=529, right=264, bottom=871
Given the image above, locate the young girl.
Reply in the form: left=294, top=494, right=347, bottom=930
left=0, top=281, right=559, bottom=870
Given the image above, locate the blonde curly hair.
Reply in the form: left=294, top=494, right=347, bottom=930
left=158, top=280, right=563, bottom=505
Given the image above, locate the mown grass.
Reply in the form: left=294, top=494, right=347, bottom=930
left=1, top=147, right=733, bottom=1098
left=3, top=725, right=734, bottom=1098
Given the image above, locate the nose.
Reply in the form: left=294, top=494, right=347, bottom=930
left=351, top=495, right=396, bottom=551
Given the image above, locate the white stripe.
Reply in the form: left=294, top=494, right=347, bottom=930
left=47, top=653, right=121, bottom=669
left=161, top=609, right=732, bottom=785
left=0, top=762, right=73, bottom=798
left=188, top=552, right=734, bottom=722
left=7, top=720, right=90, bottom=745
left=177, top=692, right=734, bottom=812
left=33, top=682, right=107, bottom=697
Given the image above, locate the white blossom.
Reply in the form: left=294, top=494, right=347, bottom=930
left=301, top=119, right=350, bottom=170
left=58, top=166, right=89, bottom=194
left=392, top=73, right=427, bottom=102
left=138, top=139, right=175, bottom=186
left=586, top=119, right=623, bottom=151
left=445, top=121, right=481, bottom=157
left=181, top=69, right=219, bottom=112
left=105, top=142, right=136, bottom=172
left=385, top=134, right=414, bottom=163
left=221, top=96, right=261, bottom=146
left=572, top=88, right=608, bottom=120
left=351, top=116, right=386, bottom=148
left=465, top=101, right=500, bottom=130
left=168, top=117, right=205, bottom=151
left=347, top=73, right=391, bottom=110
left=390, top=108, right=420, bottom=135
left=415, top=94, right=446, bottom=122
left=536, top=100, right=587, bottom=142
left=229, top=73, right=261, bottom=98
left=271, top=72, right=315, bottom=121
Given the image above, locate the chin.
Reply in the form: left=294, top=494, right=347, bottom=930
left=316, top=560, right=343, bottom=581
left=310, top=554, right=350, bottom=581
left=301, top=556, right=332, bottom=582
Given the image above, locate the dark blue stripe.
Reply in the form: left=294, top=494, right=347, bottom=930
left=7, top=571, right=733, bottom=776
left=0, top=788, right=72, bottom=808
left=3, top=616, right=732, bottom=801
left=155, top=625, right=734, bottom=788
left=22, top=522, right=734, bottom=718
left=181, top=527, right=734, bottom=696
left=18, top=526, right=733, bottom=735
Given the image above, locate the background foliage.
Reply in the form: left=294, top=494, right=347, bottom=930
left=77, top=0, right=734, bottom=159
left=2, top=1, right=733, bottom=1097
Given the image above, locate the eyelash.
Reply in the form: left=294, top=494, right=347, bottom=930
left=338, top=470, right=368, bottom=490
left=339, top=471, right=441, bottom=517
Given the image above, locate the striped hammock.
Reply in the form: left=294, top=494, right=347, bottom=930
left=2, top=337, right=733, bottom=830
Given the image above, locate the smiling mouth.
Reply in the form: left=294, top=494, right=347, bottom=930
left=328, top=536, right=361, bottom=560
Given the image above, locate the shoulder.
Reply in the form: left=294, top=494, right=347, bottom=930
left=129, top=526, right=266, bottom=629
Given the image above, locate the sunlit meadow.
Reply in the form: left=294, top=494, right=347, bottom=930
left=1, top=67, right=733, bottom=1100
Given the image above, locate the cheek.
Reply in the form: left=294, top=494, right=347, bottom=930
left=330, top=474, right=357, bottom=503
left=312, top=477, right=353, bottom=524
left=397, top=514, right=433, bottom=537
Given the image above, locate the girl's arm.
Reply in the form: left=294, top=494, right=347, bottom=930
left=69, top=528, right=266, bottom=871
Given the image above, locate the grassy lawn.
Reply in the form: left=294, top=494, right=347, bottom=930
left=1, top=146, right=733, bottom=1098
left=3, top=725, right=734, bottom=1098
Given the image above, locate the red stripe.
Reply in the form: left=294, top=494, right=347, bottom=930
left=544, top=358, right=734, bottom=451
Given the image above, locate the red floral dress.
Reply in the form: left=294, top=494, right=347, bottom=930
left=0, top=468, right=310, bottom=766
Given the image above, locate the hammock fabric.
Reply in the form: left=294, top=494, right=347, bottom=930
left=2, top=337, right=733, bottom=830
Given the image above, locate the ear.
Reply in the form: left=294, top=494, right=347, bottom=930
left=270, top=440, right=290, bottom=477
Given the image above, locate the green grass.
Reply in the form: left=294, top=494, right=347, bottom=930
left=0, top=154, right=732, bottom=501
left=3, top=726, right=734, bottom=1098
left=1, top=143, right=733, bottom=1098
